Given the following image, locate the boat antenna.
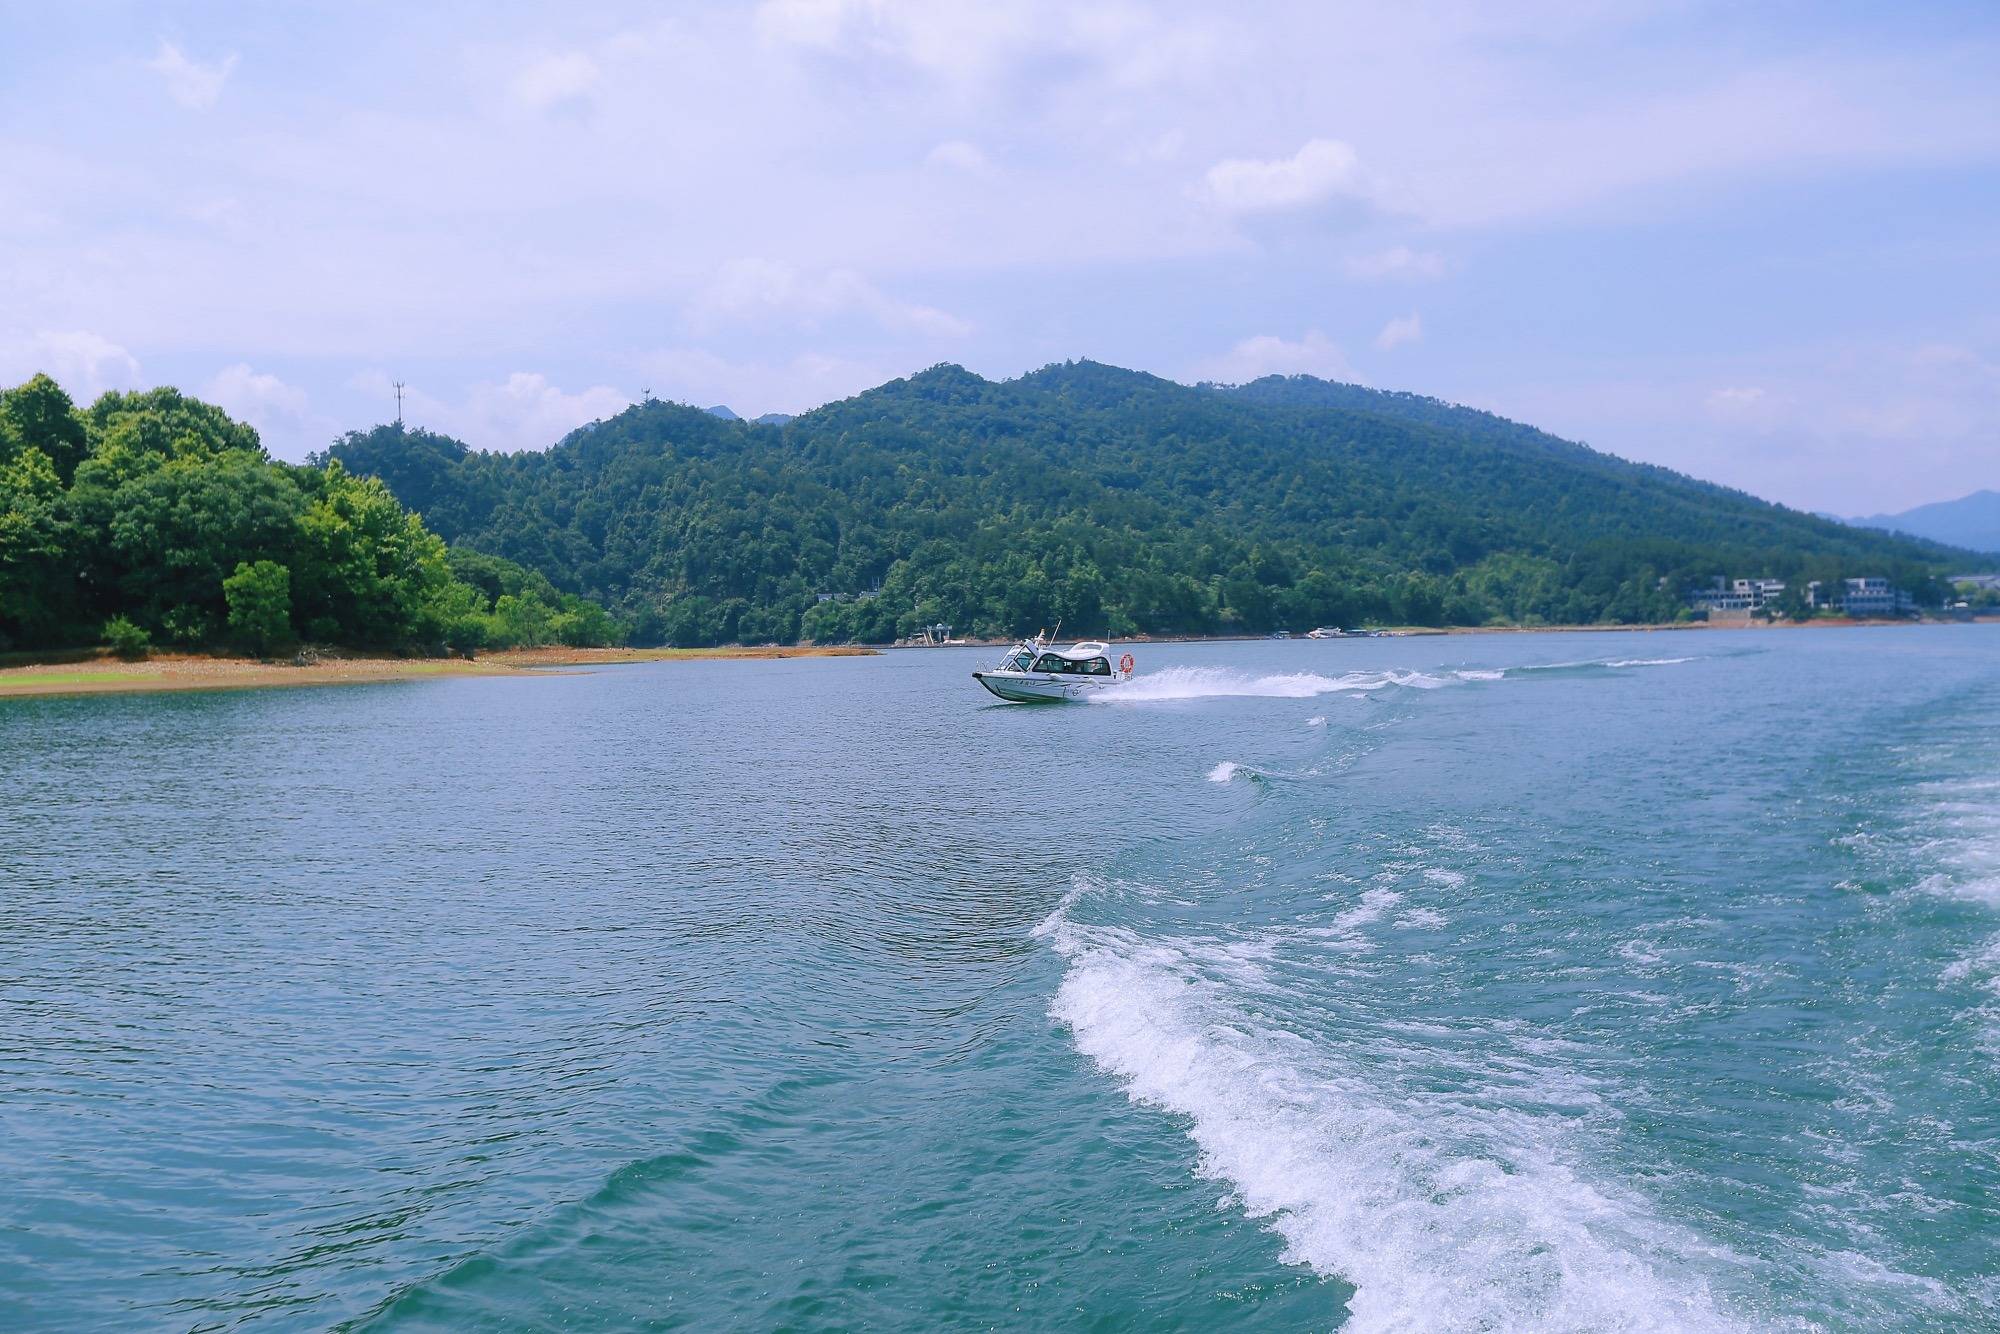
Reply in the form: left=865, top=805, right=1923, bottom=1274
left=1049, top=618, right=1062, bottom=646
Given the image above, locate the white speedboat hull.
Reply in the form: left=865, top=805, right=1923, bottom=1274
left=972, top=671, right=1115, bottom=703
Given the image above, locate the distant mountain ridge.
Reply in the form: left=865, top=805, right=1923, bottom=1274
left=324, top=361, right=1979, bottom=646
left=1844, top=489, right=2000, bottom=555
left=704, top=404, right=795, bottom=427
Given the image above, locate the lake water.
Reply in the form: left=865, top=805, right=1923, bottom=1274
left=3, top=627, right=1998, bottom=1331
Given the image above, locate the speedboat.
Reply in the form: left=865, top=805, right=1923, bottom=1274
left=972, top=637, right=1135, bottom=703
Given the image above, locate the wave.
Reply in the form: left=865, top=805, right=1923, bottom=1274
left=1208, top=760, right=1319, bottom=786
left=1515, top=656, right=1696, bottom=673
left=1097, top=665, right=1448, bottom=703
left=1439, top=656, right=1697, bottom=685
left=1037, top=882, right=1748, bottom=1333
left=1100, top=655, right=1697, bottom=706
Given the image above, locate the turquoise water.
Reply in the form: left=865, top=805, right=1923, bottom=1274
left=3, top=627, right=1997, bottom=1331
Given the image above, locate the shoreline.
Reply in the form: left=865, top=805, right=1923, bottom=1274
left=886, top=616, right=1987, bottom=649
left=5, top=618, right=1986, bottom=700
left=0, top=644, right=878, bottom=701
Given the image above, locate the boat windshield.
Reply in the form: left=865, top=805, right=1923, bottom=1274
left=1000, top=649, right=1035, bottom=671
left=1032, top=653, right=1113, bottom=675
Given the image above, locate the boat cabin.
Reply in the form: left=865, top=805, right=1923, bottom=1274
left=1031, top=649, right=1114, bottom=676
left=995, top=639, right=1117, bottom=676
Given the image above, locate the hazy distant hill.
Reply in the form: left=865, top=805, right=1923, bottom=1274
left=324, top=361, right=1975, bottom=645
left=705, top=405, right=794, bottom=427
left=1845, top=490, right=2000, bottom=555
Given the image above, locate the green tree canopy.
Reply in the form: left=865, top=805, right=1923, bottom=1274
left=0, top=374, right=89, bottom=483
left=0, top=374, right=625, bottom=654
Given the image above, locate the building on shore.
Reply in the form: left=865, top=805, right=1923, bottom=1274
left=1690, top=575, right=1919, bottom=620
left=1689, top=577, right=1786, bottom=619
left=1805, top=577, right=1915, bottom=617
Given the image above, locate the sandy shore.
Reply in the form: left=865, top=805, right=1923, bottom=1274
left=0, top=644, right=878, bottom=700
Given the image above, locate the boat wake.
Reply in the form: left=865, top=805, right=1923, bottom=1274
left=1455, top=656, right=1697, bottom=682
left=1095, top=656, right=1700, bottom=705
left=1206, top=760, right=1314, bottom=785
left=1034, top=878, right=1750, bottom=1333
left=1096, top=665, right=1447, bottom=702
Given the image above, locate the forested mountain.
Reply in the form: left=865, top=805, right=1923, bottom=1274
left=323, top=361, right=1975, bottom=646
left=0, top=373, right=619, bottom=654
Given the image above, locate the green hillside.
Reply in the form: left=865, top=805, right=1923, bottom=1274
left=0, top=373, right=620, bottom=654
left=323, top=361, right=1975, bottom=645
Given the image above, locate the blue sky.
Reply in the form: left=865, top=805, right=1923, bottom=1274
left=3, top=0, right=1996, bottom=512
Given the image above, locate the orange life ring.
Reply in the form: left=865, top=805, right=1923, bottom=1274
left=1118, top=653, right=1135, bottom=675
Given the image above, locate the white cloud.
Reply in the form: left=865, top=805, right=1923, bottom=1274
left=1705, top=385, right=1769, bottom=417
left=1202, top=138, right=1365, bottom=214
left=1375, top=312, right=1422, bottom=350
left=925, top=139, right=991, bottom=172
left=1342, top=246, right=1445, bottom=282
left=0, top=330, right=141, bottom=401
left=1124, top=127, right=1186, bottom=165
left=204, top=363, right=308, bottom=430
left=641, top=346, right=892, bottom=417
left=687, top=259, right=970, bottom=336
left=1485, top=338, right=2000, bottom=512
left=202, top=363, right=342, bottom=460
left=145, top=40, right=237, bottom=110
left=353, top=371, right=630, bottom=453
left=754, top=0, right=1229, bottom=90
left=456, top=373, right=629, bottom=451
left=1195, top=330, right=1359, bottom=385
left=511, top=51, right=600, bottom=115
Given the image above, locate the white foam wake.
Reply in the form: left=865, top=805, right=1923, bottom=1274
left=1037, top=888, right=1747, bottom=1333
left=1515, top=656, right=1697, bottom=672
left=1097, top=665, right=1447, bottom=703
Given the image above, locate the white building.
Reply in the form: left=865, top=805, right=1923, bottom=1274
left=1690, top=577, right=1785, bottom=615
left=1805, top=577, right=1914, bottom=616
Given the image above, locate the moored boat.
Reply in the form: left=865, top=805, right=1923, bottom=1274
left=972, top=637, right=1135, bottom=703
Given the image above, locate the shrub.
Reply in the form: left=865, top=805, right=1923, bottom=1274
left=103, top=615, right=151, bottom=660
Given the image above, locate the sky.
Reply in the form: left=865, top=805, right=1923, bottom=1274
left=2, top=0, right=1996, bottom=514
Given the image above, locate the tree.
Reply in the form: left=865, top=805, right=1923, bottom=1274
left=0, top=374, right=89, bottom=483
left=0, top=446, right=69, bottom=644
left=292, top=463, right=454, bottom=646
left=103, top=452, right=305, bottom=640
left=223, top=560, right=293, bottom=656
left=85, top=385, right=263, bottom=461
left=492, top=591, right=557, bottom=646
left=0, top=372, right=625, bottom=654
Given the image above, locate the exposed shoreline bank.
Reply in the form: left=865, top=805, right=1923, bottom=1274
left=0, top=644, right=878, bottom=700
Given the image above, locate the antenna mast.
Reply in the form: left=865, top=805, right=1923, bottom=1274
left=393, top=380, right=406, bottom=425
